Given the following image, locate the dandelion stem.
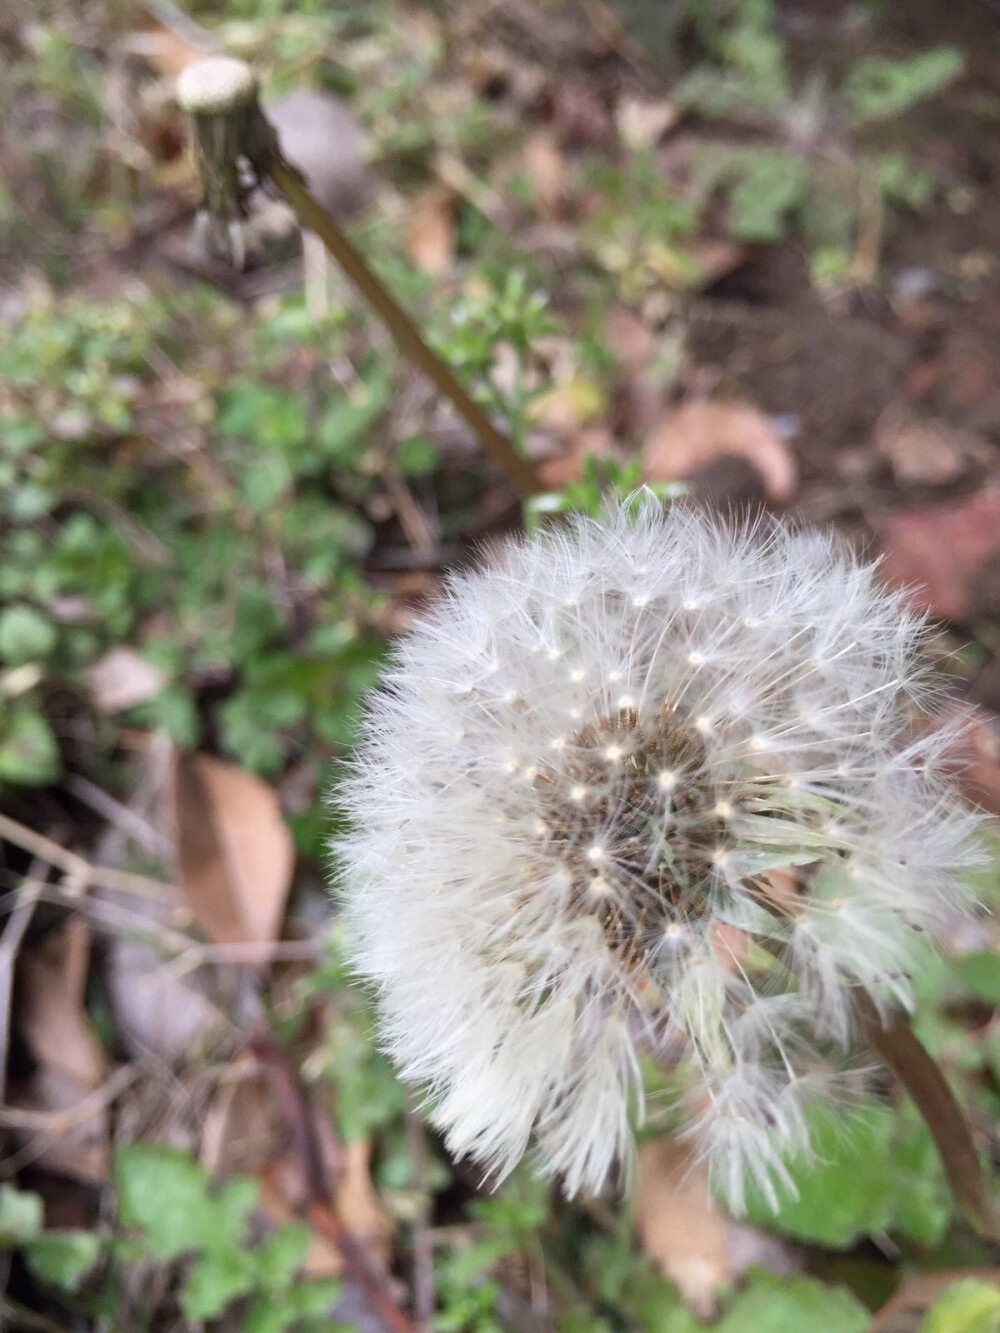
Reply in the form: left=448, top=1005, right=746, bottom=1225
left=177, top=57, right=542, bottom=500
left=854, top=992, right=1000, bottom=1244
left=750, top=882, right=999, bottom=1242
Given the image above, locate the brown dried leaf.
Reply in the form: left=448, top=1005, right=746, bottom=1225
left=875, top=404, right=973, bottom=486
left=521, top=130, right=567, bottom=216
left=535, top=427, right=613, bottom=490
left=9, top=1067, right=111, bottom=1182
left=171, top=751, right=294, bottom=946
left=688, top=238, right=747, bottom=288
left=615, top=95, right=679, bottom=151
left=643, top=400, right=797, bottom=502
left=88, top=645, right=167, bottom=713
left=19, top=919, right=108, bottom=1087
left=403, top=186, right=456, bottom=275
left=875, top=488, right=1000, bottom=622
left=14, top=920, right=112, bottom=1182
left=635, top=1137, right=732, bottom=1319
left=201, top=1057, right=287, bottom=1176
left=334, top=1138, right=393, bottom=1269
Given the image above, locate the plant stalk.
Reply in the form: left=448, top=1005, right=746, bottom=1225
left=854, top=991, right=1000, bottom=1244
left=178, top=57, right=542, bottom=500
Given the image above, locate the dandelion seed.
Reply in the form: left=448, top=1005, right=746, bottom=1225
left=334, top=500, right=981, bottom=1210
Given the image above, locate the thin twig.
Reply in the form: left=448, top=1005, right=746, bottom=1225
left=0, top=1064, right=138, bottom=1134
left=405, top=1107, right=435, bottom=1330
left=0, top=1064, right=139, bottom=1179
left=0, top=811, right=174, bottom=902
left=0, top=879, right=43, bottom=1104
left=250, top=1034, right=419, bottom=1333
left=64, top=774, right=173, bottom=859
left=0, top=1295, right=73, bottom=1333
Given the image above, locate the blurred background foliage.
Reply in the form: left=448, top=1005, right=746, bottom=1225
left=1, top=0, right=999, bottom=1329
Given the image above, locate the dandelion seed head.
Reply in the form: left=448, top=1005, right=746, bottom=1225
left=334, top=500, right=981, bottom=1210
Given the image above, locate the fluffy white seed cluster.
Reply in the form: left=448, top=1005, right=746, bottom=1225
left=335, top=500, right=980, bottom=1210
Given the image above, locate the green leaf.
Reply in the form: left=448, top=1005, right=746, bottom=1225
left=115, top=1145, right=255, bottom=1262
left=845, top=47, right=965, bottom=124
left=24, top=1231, right=102, bottom=1291
left=290, top=1277, right=343, bottom=1315
left=396, top=435, right=440, bottom=477
left=0, top=605, right=55, bottom=664
left=0, top=1183, right=43, bottom=1243
left=182, top=1246, right=257, bottom=1320
left=921, top=1278, right=1000, bottom=1333
left=440, top=1235, right=517, bottom=1287
left=216, top=385, right=307, bottom=452
left=244, top=1294, right=298, bottom=1333
left=116, top=1145, right=211, bottom=1260
left=316, top=376, right=392, bottom=467
left=0, top=705, right=61, bottom=785
left=740, top=1105, right=951, bottom=1247
left=726, top=150, right=809, bottom=243
left=717, top=1271, right=868, bottom=1333
left=255, top=1224, right=310, bottom=1288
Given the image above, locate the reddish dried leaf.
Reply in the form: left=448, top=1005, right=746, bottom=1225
left=948, top=709, right=1000, bottom=817
left=876, top=489, right=1000, bottom=622
left=171, top=751, right=294, bottom=946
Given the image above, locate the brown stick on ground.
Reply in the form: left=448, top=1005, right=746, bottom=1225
left=176, top=56, right=543, bottom=501
left=250, top=1034, right=419, bottom=1333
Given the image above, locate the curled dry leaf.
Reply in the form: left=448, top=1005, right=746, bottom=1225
left=13, top=918, right=112, bottom=1182
left=643, top=400, right=798, bottom=502
left=18, top=918, right=108, bottom=1088
left=88, top=646, right=167, bottom=713
left=267, top=91, right=373, bottom=224
left=403, top=186, right=457, bottom=276
left=170, top=750, right=295, bottom=947
left=635, top=1137, right=732, bottom=1319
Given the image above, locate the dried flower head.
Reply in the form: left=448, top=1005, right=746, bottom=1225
left=335, top=500, right=980, bottom=1210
